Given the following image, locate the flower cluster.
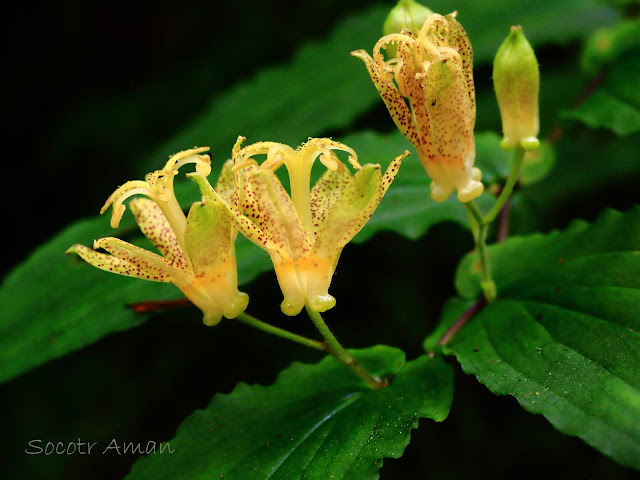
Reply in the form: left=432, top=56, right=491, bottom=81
left=352, top=11, right=483, bottom=203
left=68, top=140, right=407, bottom=322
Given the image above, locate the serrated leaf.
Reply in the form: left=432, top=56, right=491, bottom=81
left=443, top=207, right=640, bottom=469
left=125, top=346, right=453, bottom=480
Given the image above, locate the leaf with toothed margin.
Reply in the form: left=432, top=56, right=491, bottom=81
left=434, top=207, right=640, bottom=469
left=125, top=346, right=453, bottom=480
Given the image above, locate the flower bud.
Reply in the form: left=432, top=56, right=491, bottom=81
left=383, top=0, right=434, bottom=36
left=493, top=26, right=540, bottom=151
left=383, top=0, right=434, bottom=57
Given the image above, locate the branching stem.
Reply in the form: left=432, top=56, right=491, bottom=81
left=485, top=146, right=525, bottom=224
left=306, top=306, right=387, bottom=389
left=235, top=312, right=326, bottom=351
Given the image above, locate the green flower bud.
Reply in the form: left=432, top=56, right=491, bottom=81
left=383, top=0, right=434, bottom=57
left=493, top=26, right=540, bottom=151
left=383, top=0, right=434, bottom=35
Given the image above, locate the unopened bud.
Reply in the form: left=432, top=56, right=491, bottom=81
left=383, top=0, right=434, bottom=35
left=493, top=26, right=540, bottom=151
left=383, top=0, right=434, bottom=57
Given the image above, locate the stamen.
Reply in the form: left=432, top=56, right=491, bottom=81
left=373, top=33, right=415, bottom=65
left=107, top=186, right=156, bottom=228
left=262, top=146, right=288, bottom=171
left=164, top=147, right=210, bottom=172
left=348, top=156, right=362, bottom=170
left=173, top=153, right=211, bottom=177
left=101, top=181, right=154, bottom=215
left=232, top=159, right=256, bottom=172
left=417, top=13, right=444, bottom=45
left=319, top=154, right=338, bottom=171
left=438, top=46, right=462, bottom=65
left=232, top=136, right=246, bottom=159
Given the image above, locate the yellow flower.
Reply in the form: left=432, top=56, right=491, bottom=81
left=352, top=12, right=483, bottom=203
left=66, top=148, right=249, bottom=326
left=191, top=137, right=408, bottom=316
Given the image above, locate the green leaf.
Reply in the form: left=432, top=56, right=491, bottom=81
left=0, top=0, right=620, bottom=383
left=564, top=20, right=640, bottom=136
left=0, top=129, right=490, bottom=384
left=429, top=0, right=618, bottom=63
left=125, top=346, right=453, bottom=480
left=140, top=0, right=618, bottom=174
left=444, top=207, right=640, bottom=468
left=512, top=130, right=640, bottom=235
left=140, top=6, right=389, bottom=172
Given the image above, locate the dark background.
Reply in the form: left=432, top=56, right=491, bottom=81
left=2, top=1, right=639, bottom=479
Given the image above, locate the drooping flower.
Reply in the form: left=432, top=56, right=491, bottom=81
left=191, top=137, right=408, bottom=316
left=352, top=11, right=483, bottom=203
left=67, top=148, right=249, bottom=326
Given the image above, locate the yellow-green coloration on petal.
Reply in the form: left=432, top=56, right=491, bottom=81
left=67, top=150, right=248, bottom=326
left=352, top=11, right=483, bottom=203
left=209, top=137, right=409, bottom=316
left=493, top=26, right=540, bottom=151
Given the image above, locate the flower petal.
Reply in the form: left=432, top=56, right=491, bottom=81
left=309, top=164, right=352, bottom=239
left=351, top=50, right=419, bottom=149
left=423, top=59, right=483, bottom=202
left=129, top=197, right=189, bottom=270
left=93, top=237, right=177, bottom=279
left=445, top=13, right=475, bottom=124
left=66, top=241, right=172, bottom=282
left=214, top=160, right=237, bottom=205
left=312, top=164, right=383, bottom=258
left=242, top=165, right=312, bottom=260
left=184, top=199, right=248, bottom=323
left=381, top=151, right=410, bottom=195
left=396, top=41, right=436, bottom=160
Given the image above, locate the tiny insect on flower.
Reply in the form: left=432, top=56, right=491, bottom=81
left=190, top=136, right=409, bottom=317
left=66, top=148, right=249, bottom=326
left=352, top=10, right=483, bottom=203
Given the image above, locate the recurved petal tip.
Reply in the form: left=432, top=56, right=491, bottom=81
left=66, top=245, right=80, bottom=255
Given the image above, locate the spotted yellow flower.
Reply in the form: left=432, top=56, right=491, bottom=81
left=191, top=137, right=408, bottom=316
left=352, top=12, right=483, bottom=203
left=66, top=148, right=249, bottom=326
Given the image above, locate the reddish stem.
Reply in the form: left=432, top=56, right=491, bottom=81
left=127, top=298, right=192, bottom=313
left=428, top=298, right=487, bottom=357
left=497, top=200, right=510, bottom=243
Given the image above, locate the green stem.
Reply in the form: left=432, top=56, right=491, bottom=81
left=305, top=306, right=387, bottom=389
left=235, top=312, right=326, bottom=351
left=485, top=146, right=525, bottom=224
left=464, top=201, right=497, bottom=302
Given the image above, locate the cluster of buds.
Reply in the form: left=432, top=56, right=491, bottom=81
left=68, top=140, right=407, bottom=322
